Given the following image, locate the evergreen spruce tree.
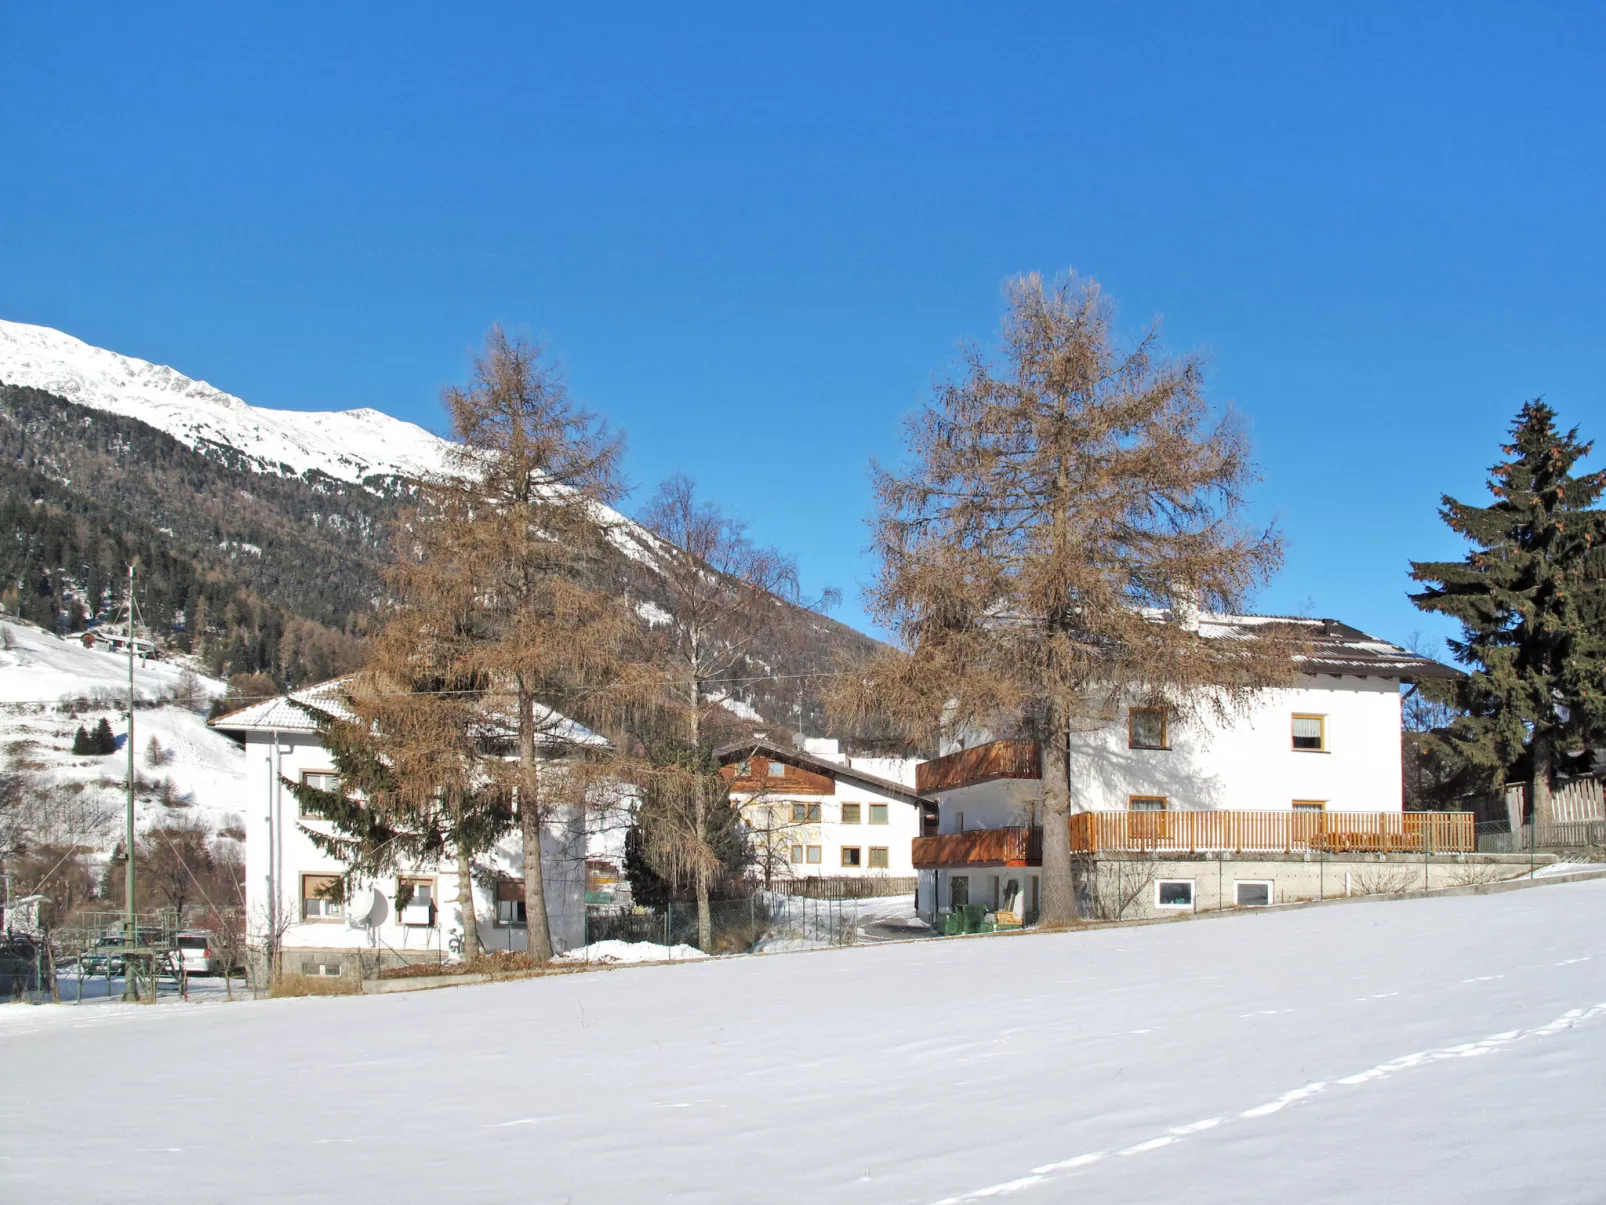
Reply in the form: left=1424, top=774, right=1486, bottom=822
left=1410, top=400, right=1606, bottom=831
left=91, top=717, right=117, bottom=756
left=72, top=725, right=92, bottom=756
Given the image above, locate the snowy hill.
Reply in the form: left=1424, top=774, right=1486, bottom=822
left=0, top=319, right=451, bottom=485
left=0, top=619, right=247, bottom=848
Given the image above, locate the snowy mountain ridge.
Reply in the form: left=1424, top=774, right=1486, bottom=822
left=0, top=318, right=452, bottom=485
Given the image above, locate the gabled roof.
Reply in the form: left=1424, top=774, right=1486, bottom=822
left=209, top=676, right=609, bottom=748
left=716, top=738, right=933, bottom=807
left=1195, top=614, right=1461, bottom=681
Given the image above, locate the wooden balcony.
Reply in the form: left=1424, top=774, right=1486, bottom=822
left=912, top=827, right=1042, bottom=869
left=912, top=811, right=1476, bottom=868
left=915, top=739, right=1041, bottom=794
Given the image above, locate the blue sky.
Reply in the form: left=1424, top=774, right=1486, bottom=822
left=3, top=3, right=1602, bottom=652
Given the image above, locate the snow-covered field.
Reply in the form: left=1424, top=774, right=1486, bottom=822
left=0, top=619, right=247, bottom=847
left=4, top=879, right=1603, bottom=1203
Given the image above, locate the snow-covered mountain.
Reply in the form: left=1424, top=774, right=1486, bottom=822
left=0, top=319, right=451, bottom=485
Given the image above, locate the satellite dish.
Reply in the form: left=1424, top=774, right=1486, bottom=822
left=346, top=888, right=387, bottom=929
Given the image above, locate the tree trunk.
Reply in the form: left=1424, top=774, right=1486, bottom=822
left=455, top=838, right=480, bottom=961
left=1038, top=706, right=1077, bottom=926
left=519, top=683, right=555, bottom=961
left=1531, top=731, right=1555, bottom=845
left=690, top=672, right=712, bottom=952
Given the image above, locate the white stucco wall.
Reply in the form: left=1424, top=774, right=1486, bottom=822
left=933, top=675, right=1405, bottom=829
left=239, top=729, right=586, bottom=964
left=734, top=783, right=924, bottom=879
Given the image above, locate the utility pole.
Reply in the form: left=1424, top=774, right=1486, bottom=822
left=122, top=563, right=138, bottom=1001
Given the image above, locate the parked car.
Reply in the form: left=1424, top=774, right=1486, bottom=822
left=170, top=930, right=236, bottom=976
left=79, top=929, right=165, bottom=976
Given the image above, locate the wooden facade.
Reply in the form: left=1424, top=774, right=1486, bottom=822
left=720, top=755, right=836, bottom=795
left=913, top=809, right=1476, bottom=867
left=915, top=739, right=1041, bottom=794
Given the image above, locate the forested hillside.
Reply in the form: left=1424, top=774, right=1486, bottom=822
left=0, top=381, right=879, bottom=729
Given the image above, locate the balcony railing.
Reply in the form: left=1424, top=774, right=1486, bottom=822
left=912, top=826, right=1042, bottom=869
left=915, top=739, right=1041, bottom=794
left=912, top=810, right=1477, bottom=867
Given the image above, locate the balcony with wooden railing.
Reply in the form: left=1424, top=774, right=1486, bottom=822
left=912, top=826, right=1042, bottom=869
left=912, top=810, right=1476, bottom=868
left=915, top=739, right=1041, bottom=794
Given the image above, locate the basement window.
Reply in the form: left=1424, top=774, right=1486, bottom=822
left=1235, top=880, right=1273, bottom=908
left=1155, top=880, right=1195, bottom=909
left=1130, top=796, right=1168, bottom=812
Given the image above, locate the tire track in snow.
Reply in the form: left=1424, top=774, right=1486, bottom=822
left=929, top=1000, right=1606, bottom=1204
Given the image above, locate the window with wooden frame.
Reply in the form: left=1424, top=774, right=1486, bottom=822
left=1129, top=796, right=1168, bottom=812
left=789, top=844, right=804, bottom=864
left=301, top=873, right=343, bottom=920
left=1128, top=707, right=1168, bottom=750
left=495, top=880, right=527, bottom=926
left=841, top=846, right=862, bottom=868
left=1292, top=714, right=1327, bottom=752
left=767, top=759, right=786, bottom=777
left=868, top=803, right=888, bottom=825
left=805, top=845, right=822, bottom=864
left=868, top=846, right=889, bottom=869
left=1292, top=800, right=1327, bottom=813
left=790, top=802, right=822, bottom=823
left=398, top=877, right=435, bottom=926
left=841, top=803, right=861, bottom=824
left=299, top=771, right=339, bottom=818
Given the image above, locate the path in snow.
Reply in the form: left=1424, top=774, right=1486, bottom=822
left=3, top=881, right=1604, bottom=1203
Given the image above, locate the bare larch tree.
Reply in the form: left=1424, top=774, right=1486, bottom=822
left=834, top=273, right=1294, bottom=926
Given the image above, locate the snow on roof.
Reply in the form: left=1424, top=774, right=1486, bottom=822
left=209, top=676, right=610, bottom=748
left=1192, top=613, right=1460, bottom=681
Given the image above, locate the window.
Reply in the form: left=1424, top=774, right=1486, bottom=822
left=496, top=880, right=526, bottom=926
left=1130, top=796, right=1168, bottom=812
left=869, top=804, right=888, bottom=825
left=299, top=771, right=339, bottom=817
left=789, top=844, right=804, bottom=864
left=841, top=803, right=861, bottom=824
left=790, top=803, right=822, bottom=823
left=951, top=875, right=970, bottom=907
left=1292, top=714, right=1326, bottom=752
left=805, top=845, right=822, bottom=864
left=301, top=874, right=343, bottom=920
left=1293, top=800, right=1326, bottom=813
left=768, top=759, right=786, bottom=777
left=399, top=878, right=435, bottom=926
left=955, top=810, right=965, bottom=833
left=1235, top=880, right=1273, bottom=907
left=868, top=847, right=889, bottom=869
left=841, top=846, right=862, bottom=868
left=737, top=759, right=751, bottom=776
left=1155, top=879, right=1195, bottom=909
left=1128, top=708, right=1168, bottom=749
left=301, top=958, right=343, bottom=977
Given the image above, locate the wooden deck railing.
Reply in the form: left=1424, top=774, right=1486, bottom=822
left=915, top=740, right=1041, bottom=794
left=912, top=826, right=1042, bottom=868
left=912, top=810, right=1476, bottom=867
left=1068, top=810, right=1476, bottom=854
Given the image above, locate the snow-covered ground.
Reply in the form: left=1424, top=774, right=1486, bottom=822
left=4, top=879, right=1603, bottom=1203
left=0, top=620, right=247, bottom=847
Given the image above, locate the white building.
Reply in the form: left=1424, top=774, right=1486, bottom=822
left=212, top=680, right=598, bottom=978
left=912, top=615, right=1461, bottom=921
left=719, top=737, right=933, bottom=885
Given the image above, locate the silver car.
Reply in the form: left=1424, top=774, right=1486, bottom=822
left=172, top=931, right=227, bottom=976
